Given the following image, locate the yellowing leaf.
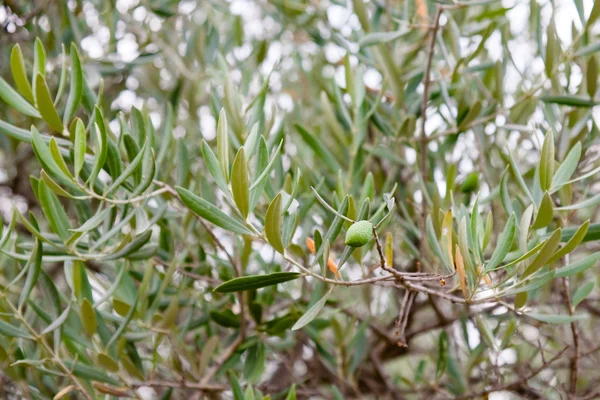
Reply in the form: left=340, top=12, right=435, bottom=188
left=385, top=232, right=393, bottom=267
left=455, top=245, right=468, bottom=299
left=441, top=210, right=454, bottom=269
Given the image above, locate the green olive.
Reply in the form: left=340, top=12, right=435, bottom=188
left=345, top=220, right=373, bottom=248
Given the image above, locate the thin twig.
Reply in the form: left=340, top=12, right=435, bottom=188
left=369, top=352, right=403, bottom=400
left=397, top=291, right=417, bottom=347
left=159, top=180, right=248, bottom=341
left=130, top=381, right=226, bottom=392
left=199, top=334, right=244, bottom=385
left=417, top=5, right=444, bottom=270
left=452, top=346, right=569, bottom=400
left=561, top=274, right=580, bottom=394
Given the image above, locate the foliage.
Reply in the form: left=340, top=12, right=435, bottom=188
left=0, top=0, right=599, bottom=399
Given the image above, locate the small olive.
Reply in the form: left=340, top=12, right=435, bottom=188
left=345, top=220, right=373, bottom=248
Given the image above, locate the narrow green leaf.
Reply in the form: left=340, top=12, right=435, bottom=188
left=228, top=371, right=245, bottom=400
left=130, top=136, right=155, bottom=196
left=552, top=142, right=581, bottom=189
left=573, top=282, right=594, bottom=308
left=31, top=127, right=77, bottom=192
left=548, top=220, right=589, bottom=265
left=37, top=179, right=72, bottom=241
left=436, top=331, right=448, bottom=379
left=521, top=228, right=562, bottom=279
left=587, top=56, right=598, bottom=98
left=70, top=207, right=112, bottom=233
left=283, top=168, right=302, bottom=212
left=244, top=342, right=266, bottom=383
left=232, top=148, right=250, bottom=218
left=500, top=319, right=517, bottom=349
left=63, top=44, right=83, bottom=124
left=243, top=123, right=260, bottom=159
left=201, top=140, right=230, bottom=195
left=531, top=192, right=553, bottom=229
left=555, top=253, right=600, bottom=278
left=199, top=336, right=220, bottom=376
left=40, top=170, right=74, bottom=198
left=93, top=264, right=126, bottom=308
left=244, top=385, right=255, bottom=400
left=320, top=91, right=346, bottom=144
left=66, top=360, right=119, bottom=385
left=0, top=320, right=32, bottom=339
left=539, top=130, right=554, bottom=191
left=265, top=193, right=285, bottom=254
left=250, top=138, right=269, bottom=210
left=73, top=118, right=86, bottom=179
left=311, top=187, right=354, bottom=222
left=107, top=140, right=147, bottom=193
left=285, top=385, right=297, bottom=400
left=471, top=195, right=483, bottom=263
left=54, top=44, right=68, bottom=105
left=0, top=76, right=40, bottom=118
left=427, top=215, right=452, bottom=272
left=10, top=44, right=33, bottom=103
left=18, top=239, right=42, bottom=309
left=295, top=124, right=341, bottom=172
left=519, top=205, right=534, bottom=253
left=102, top=230, right=153, bottom=260
left=209, top=309, right=240, bottom=328
left=176, top=186, right=253, bottom=235
left=106, top=295, right=138, bottom=348
left=556, top=192, right=600, bottom=211
left=585, top=0, right=599, bottom=27
left=97, top=353, right=119, bottom=373
left=560, top=165, right=600, bottom=188
left=540, top=95, right=599, bottom=107
left=484, top=213, right=494, bottom=252
left=87, top=107, right=109, bottom=186
left=509, top=271, right=555, bottom=295
left=214, top=272, right=302, bottom=293
left=81, top=298, right=97, bottom=336
left=492, top=241, right=545, bottom=272
left=34, top=73, right=64, bottom=133
left=217, top=108, right=229, bottom=182
left=475, top=315, right=496, bottom=350
left=358, top=28, right=410, bottom=48
left=292, top=287, right=333, bottom=331
left=41, top=303, right=71, bottom=335
left=574, top=41, right=600, bottom=57
left=32, top=38, right=46, bottom=92
left=485, top=214, right=516, bottom=272
left=0, top=118, right=35, bottom=142
left=49, top=137, right=72, bottom=179
left=526, top=312, right=588, bottom=324
left=545, top=22, right=558, bottom=78
left=507, top=149, right=535, bottom=203
left=311, top=196, right=349, bottom=267
left=249, top=140, right=283, bottom=191
left=500, top=167, right=513, bottom=215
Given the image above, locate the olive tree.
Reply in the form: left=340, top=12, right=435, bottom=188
left=0, top=0, right=600, bottom=399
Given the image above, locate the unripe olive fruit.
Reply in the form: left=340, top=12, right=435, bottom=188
left=345, top=220, right=373, bottom=247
